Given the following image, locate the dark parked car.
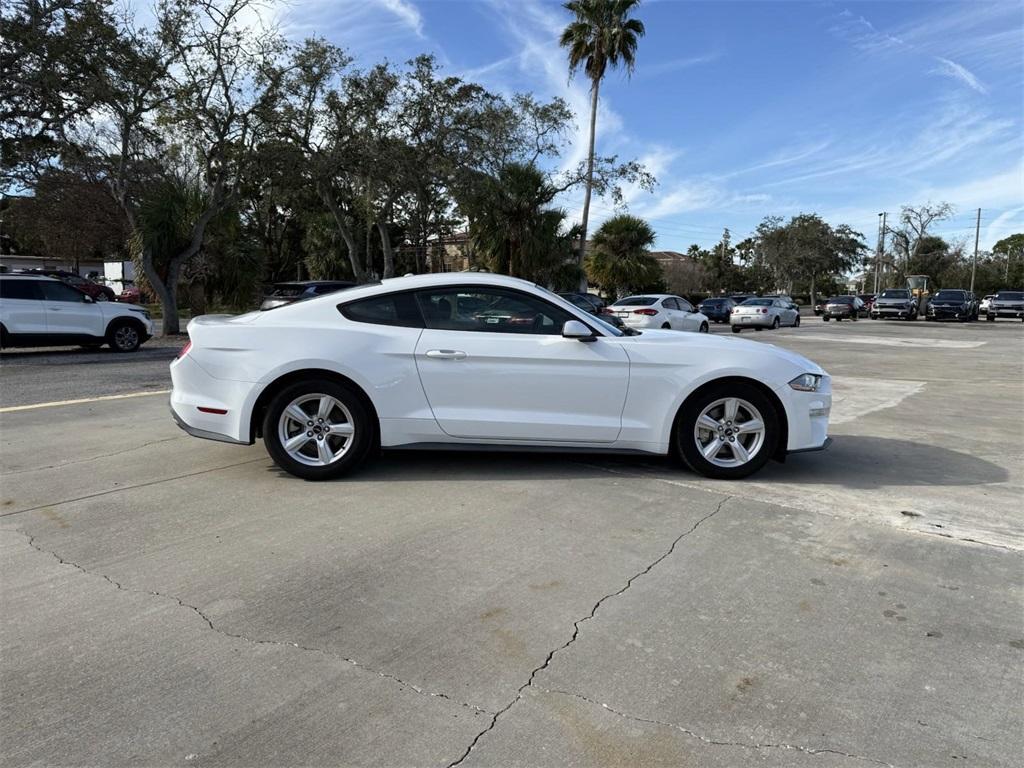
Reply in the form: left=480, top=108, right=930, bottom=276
left=260, top=280, right=356, bottom=310
left=871, top=288, right=918, bottom=320
left=23, top=269, right=116, bottom=302
left=821, top=295, right=862, bottom=321
left=986, top=290, right=1024, bottom=321
left=558, top=292, right=625, bottom=328
left=926, top=289, right=978, bottom=321
left=697, top=297, right=736, bottom=323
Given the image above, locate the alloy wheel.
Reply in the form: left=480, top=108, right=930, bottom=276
left=114, top=325, right=139, bottom=350
left=693, top=397, right=766, bottom=468
left=277, top=393, right=355, bottom=466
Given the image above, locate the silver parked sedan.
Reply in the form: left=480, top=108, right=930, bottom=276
left=731, top=297, right=801, bottom=333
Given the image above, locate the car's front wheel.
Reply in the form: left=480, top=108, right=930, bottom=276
left=699, top=322, right=709, bottom=333
left=263, top=379, right=374, bottom=480
left=676, top=383, right=779, bottom=479
left=731, top=326, right=741, bottom=334
left=106, top=320, right=143, bottom=352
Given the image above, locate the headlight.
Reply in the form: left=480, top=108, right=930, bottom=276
left=130, top=307, right=151, bottom=320
left=789, top=373, right=822, bottom=392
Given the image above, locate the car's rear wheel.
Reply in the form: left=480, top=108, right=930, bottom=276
left=731, top=326, right=741, bottom=334
left=263, top=379, right=373, bottom=480
left=987, top=314, right=995, bottom=322
left=793, top=315, right=801, bottom=327
left=771, top=317, right=780, bottom=330
left=661, top=322, right=671, bottom=329
left=676, top=383, right=779, bottom=479
left=822, top=316, right=830, bottom=322
left=106, top=320, right=143, bottom=352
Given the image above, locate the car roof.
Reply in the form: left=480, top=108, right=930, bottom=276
left=1, top=273, right=60, bottom=281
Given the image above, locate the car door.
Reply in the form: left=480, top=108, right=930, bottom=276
left=676, top=298, right=698, bottom=331
left=659, top=297, right=679, bottom=329
left=0, top=278, right=48, bottom=336
left=38, top=280, right=104, bottom=337
left=413, top=285, right=630, bottom=442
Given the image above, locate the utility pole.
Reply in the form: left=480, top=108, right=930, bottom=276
left=970, top=208, right=981, bottom=293
left=874, top=212, right=886, bottom=293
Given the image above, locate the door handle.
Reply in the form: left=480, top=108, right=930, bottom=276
left=48, top=307, right=63, bottom=311
left=425, top=349, right=467, bottom=360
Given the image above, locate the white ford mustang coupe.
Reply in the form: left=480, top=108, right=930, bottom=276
left=170, top=273, right=831, bottom=480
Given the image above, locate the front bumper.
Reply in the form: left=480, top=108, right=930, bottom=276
left=989, top=306, right=1024, bottom=318
left=775, top=376, right=832, bottom=454
left=928, top=306, right=972, bottom=319
left=872, top=305, right=914, bottom=317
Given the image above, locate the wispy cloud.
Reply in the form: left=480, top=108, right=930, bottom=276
left=931, top=56, right=988, bottom=94
left=828, top=9, right=905, bottom=52
left=376, top=0, right=425, bottom=38
left=642, top=52, right=721, bottom=77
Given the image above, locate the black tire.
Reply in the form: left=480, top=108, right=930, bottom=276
left=754, top=326, right=762, bottom=331
left=836, top=317, right=842, bottom=322
left=771, top=317, right=780, bottom=330
left=793, top=315, right=801, bottom=327
left=106, top=319, right=143, bottom=352
left=851, top=313, right=857, bottom=322
left=822, top=316, right=830, bottom=322
left=0, top=324, right=8, bottom=349
left=731, top=326, right=741, bottom=333
left=263, top=378, right=374, bottom=481
left=675, top=381, right=780, bottom=480
left=661, top=323, right=671, bottom=329
left=986, top=314, right=995, bottom=322
left=699, top=322, right=709, bottom=333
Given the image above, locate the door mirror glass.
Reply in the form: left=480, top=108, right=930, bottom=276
left=562, top=319, right=595, bottom=341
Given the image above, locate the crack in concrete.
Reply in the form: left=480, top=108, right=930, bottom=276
left=445, top=496, right=731, bottom=767
left=543, top=688, right=896, bottom=767
left=586, top=460, right=1021, bottom=552
left=0, top=458, right=268, bottom=519
left=0, top=437, right=185, bottom=477
left=15, top=531, right=492, bottom=717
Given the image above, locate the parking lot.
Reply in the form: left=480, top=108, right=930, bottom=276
left=2, top=318, right=1022, bottom=766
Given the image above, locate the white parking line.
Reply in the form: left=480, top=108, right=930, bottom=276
left=785, top=333, right=985, bottom=349
left=830, top=377, right=925, bottom=424
left=0, top=389, right=171, bottom=413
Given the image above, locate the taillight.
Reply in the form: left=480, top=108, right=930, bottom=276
left=760, top=308, right=769, bottom=314
left=634, top=309, right=659, bottom=316
left=177, top=340, right=192, bottom=358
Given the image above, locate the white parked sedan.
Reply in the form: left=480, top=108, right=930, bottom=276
left=170, top=274, right=831, bottom=480
left=609, top=294, right=710, bottom=332
left=730, top=297, right=801, bottom=333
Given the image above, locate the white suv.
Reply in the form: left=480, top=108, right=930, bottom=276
left=0, top=273, right=155, bottom=352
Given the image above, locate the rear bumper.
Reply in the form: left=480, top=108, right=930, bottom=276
left=169, top=354, right=256, bottom=444
left=730, top=315, right=772, bottom=328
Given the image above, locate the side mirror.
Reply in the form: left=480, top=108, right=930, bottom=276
left=82, top=294, right=94, bottom=304
left=562, top=319, right=596, bottom=342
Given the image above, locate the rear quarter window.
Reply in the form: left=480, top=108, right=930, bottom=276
left=0, top=279, right=43, bottom=300
left=339, top=293, right=422, bottom=328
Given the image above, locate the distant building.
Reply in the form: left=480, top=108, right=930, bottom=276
left=648, top=251, right=694, bottom=271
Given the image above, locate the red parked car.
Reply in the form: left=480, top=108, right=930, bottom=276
left=24, top=269, right=116, bottom=302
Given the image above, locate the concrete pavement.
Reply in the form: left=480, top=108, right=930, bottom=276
left=1, top=318, right=1021, bottom=767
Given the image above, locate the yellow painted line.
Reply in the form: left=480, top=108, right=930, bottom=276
left=0, top=389, right=171, bottom=413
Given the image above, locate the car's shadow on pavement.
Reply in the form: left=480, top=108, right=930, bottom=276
left=753, top=434, right=1008, bottom=489
left=264, top=435, right=1006, bottom=491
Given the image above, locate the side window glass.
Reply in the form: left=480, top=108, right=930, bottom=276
left=40, top=281, right=85, bottom=302
left=0, top=280, right=42, bottom=300
left=662, top=298, right=676, bottom=310
left=679, top=299, right=693, bottom=312
left=339, top=294, right=421, bottom=327
left=416, top=288, right=574, bottom=335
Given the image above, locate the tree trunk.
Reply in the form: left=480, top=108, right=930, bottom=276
left=319, top=184, right=364, bottom=282
left=809, top=274, right=816, bottom=311
left=577, top=78, right=601, bottom=291
left=377, top=220, right=395, bottom=279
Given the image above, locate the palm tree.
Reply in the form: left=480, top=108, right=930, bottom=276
left=585, top=214, right=661, bottom=297
left=460, top=162, right=581, bottom=285
left=560, top=0, right=645, bottom=286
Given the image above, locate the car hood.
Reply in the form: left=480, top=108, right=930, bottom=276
left=617, top=329, right=826, bottom=382
left=875, top=298, right=911, bottom=304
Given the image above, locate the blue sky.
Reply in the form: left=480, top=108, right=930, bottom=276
left=271, top=0, right=1023, bottom=251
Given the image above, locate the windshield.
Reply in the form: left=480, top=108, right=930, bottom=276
left=612, top=296, right=657, bottom=306
left=879, top=290, right=910, bottom=298
left=934, top=290, right=966, bottom=300
left=995, top=291, right=1024, bottom=301
left=741, top=298, right=773, bottom=306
